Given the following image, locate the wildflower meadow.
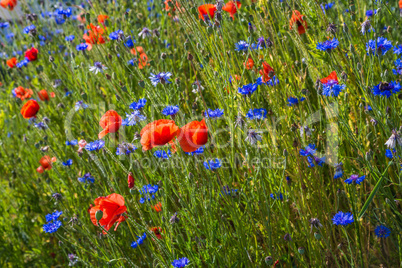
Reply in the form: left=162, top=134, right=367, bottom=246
left=1, top=0, right=402, bottom=267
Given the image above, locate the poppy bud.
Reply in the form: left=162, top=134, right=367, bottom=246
left=298, top=247, right=305, bottom=254
left=283, top=149, right=288, bottom=156
left=105, top=74, right=112, bottom=80
left=49, top=56, right=54, bottom=62
left=175, top=78, right=180, bottom=85
left=138, top=80, right=145, bottom=88
left=187, top=52, right=193, bottom=61
left=128, top=172, right=134, bottom=189
left=314, top=232, right=321, bottom=240
left=265, top=256, right=273, bottom=265
left=95, top=210, right=103, bottom=221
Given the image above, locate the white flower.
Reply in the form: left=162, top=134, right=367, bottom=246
left=300, top=126, right=314, bottom=137
left=138, top=27, right=151, bottom=39
left=89, top=62, right=107, bottom=74
left=385, top=130, right=402, bottom=148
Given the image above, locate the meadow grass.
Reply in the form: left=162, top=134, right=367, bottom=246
left=0, top=0, right=401, bottom=267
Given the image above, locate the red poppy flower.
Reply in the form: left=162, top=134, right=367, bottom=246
left=164, top=0, right=181, bottom=15
left=98, top=110, right=122, bottom=139
left=14, top=86, right=33, bottom=100
left=289, top=10, right=307, bottom=35
left=222, top=1, right=241, bottom=20
left=259, top=62, right=275, bottom=83
left=153, top=202, right=162, bottom=212
left=6, top=57, right=17, bottom=68
left=400, top=0, right=402, bottom=9
left=320, top=71, right=339, bottom=85
left=130, top=47, right=149, bottom=69
left=83, top=24, right=106, bottom=50
left=244, top=57, right=254, bottom=70
left=37, top=155, right=57, bottom=173
left=0, top=0, right=17, bottom=10
left=177, top=118, right=208, bottom=153
left=25, top=47, right=38, bottom=61
left=140, top=119, right=179, bottom=151
left=89, top=193, right=127, bottom=232
left=38, top=89, right=50, bottom=101
left=97, top=14, right=109, bottom=25
left=21, top=99, right=40, bottom=119
left=151, top=227, right=162, bottom=239
left=198, top=4, right=217, bottom=21
left=128, top=172, right=134, bottom=189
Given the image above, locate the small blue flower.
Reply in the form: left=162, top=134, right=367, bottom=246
left=149, top=72, right=172, bottom=86
left=131, top=232, right=147, bottom=248
left=366, top=37, right=392, bottom=55
left=365, top=10, right=377, bottom=17
left=371, top=81, right=401, bottom=98
left=0, top=22, right=9, bottom=28
left=78, top=172, right=95, bottom=183
left=76, top=43, right=88, bottom=51
left=66, top=140, right=78, bottom=146
left=43, top=220, right=62, bottom=233
left=185, top=146, right=204, bottom=156
left=62, top=159, right=73, bottom=166
left=393, top=46, right=402, bottom=55
left=235, top=40, right=249, bottom=51
left=124, top=36, right=135, bottom=47
left=85, top=140, right=105, bottom=151
left=122, top=111, right=146, bottom=126
left=332, top=211, right=354, bottom=226
left=139, top=184, right=159, bottom=203
left=221, top=185, right=238, bottom=196
left=300, top=144, right=316, bottom=156
left=287, top=97, right=306, bottom=106
left=116, top=143, right=137, bottom=155
left=129, top=99, right=147, bottom=110
left=334, top=162, right=344, bottom=179
left=374, top=225, right=391, bottom=238
left=316, top=38, right=339, bottom=51
left=109, top=30, right=124, bottom=40
left=246, top=108, right=267, bottom=120
left=75, top=101, right=88, bottom=111
left=270, top=192, right=283, bottom=201
left=322, top=83, right=346, bottom=97
left=204, top=108, right=224, bottom=118
left=154, top=149, right=171, bottom=159
left=344, top=174, right=366, bottom=185
left=203, top=159, right=221, bottom=170
left=162, top=105, right=179, bottom=116
left=393, top=59, right=402, bottom=75
left=16, top=59, right=29, bottom=68
left=23, top=25, right=36, bottom=34
left=128, top=59, right=137, bottom=66
left=265, top=76, right=280, bottom=87
left=45, top=211, right=63, bottom=222
left=172, top=257, right=190, bottom=268
left=238, top=83, right=259, bottom=95
left=65, top=35, right=75, bottom=42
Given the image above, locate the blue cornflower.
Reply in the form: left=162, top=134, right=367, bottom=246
left=392, top=59, right=402, bottom=75
left=23, top=25, right=36, bottom=34
left=139, top=184, right=159, bottom=203
left=332, top=211, right=354, bottom=226
left=393, top=45, right=402, bottom=55
left=129, top=99, right=147, bottom=110
left=116, top=143, right=137, bottom=155
left=374, top=225, right=391, bottom=238
left=0, top=22, right=9, bottom=28
left=75, top=101, right=88, bottom=111
left=43, top=220, right=62, bottom=233
left=287, top=97, right=306, bottom=106
left=131, top=233, right=147, bottom=248
left=238, top=83, right=258, bottom=95
left=6, top=33, right=14, bottom=40
left=316, top=38, right=339, bottom=51
left=162, top=105, right=179, bottom=116
left=62, top=159, right=73, bottom=166
left=78, top=172, right=95, bottom=183
left=366, top=37, right=392, bottom=55
left=172, top=257, right=190, bottom=268
left=154, top=149, right=171, bottom=159
left=371, top=81, right=401, bottom=98
left=122, top=111, right=146, bottom=126
left=385, top=149, right=394, bottom=159
left=38, top=35, right=46, bottom=41
left=344, top=174, right=366, bottom=185
left=366, top=10, right=377, bottom=17
left=55, top=15, right=65, bottom=25
left=45, top=211, right=63, bottom=222
left=221, top=185, right=238, bottom=197
left=270, top=192, right=283, bottom=201
left=300, top=144, right=316, bottom=156
left=149, top=72, right=172, bottom=86
left=124, top=36, right=135, bottom=47
left=185, top=146, right=204, bottom=156
left=76, top=43, right=88, bottom=51
left=246, top=108, right=267, bottom=120
left=66, top=140, right=78, bottom=146
left=34, top=122, right=48, bottom=130
left=204, top=108, right=224, bottom=118
left=265, top=76, right=280, bottom=87
left=322, top=83, right=346, bottom=97
left=109, top=30, right=124, bottom=41
left=65, top=35, right=75, bottom=42
left=203, top=159, right=221, bottom=170
left=307, top=156, right=315, bottom=167
left=235, top=40, right=249, bottom=51
left=85, top=140, right=105, bottom=151
left=334, top=162, right=344, bottom=179
left=16, top=59, right=29, bottom=68
left=128, top=59, right=137, bottom=66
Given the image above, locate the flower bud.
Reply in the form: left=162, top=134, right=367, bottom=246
left=128, top=172, right=134, bottom=189
left=95, top=210, right=103, bottom=221
left=314, top=232, right=321, bottom=240
left=298, top=247, right=305, bottom=254
left=265, top=256, right=273, bottom=265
